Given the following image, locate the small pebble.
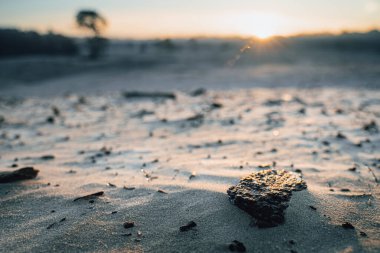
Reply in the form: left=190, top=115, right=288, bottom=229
left=229, top=240, right=246, bottom=252
left=123, top=221, right=135, bottom=229
left=180, top=221, right=197, bottom=232
left=342, top=222, right=355, bottom=229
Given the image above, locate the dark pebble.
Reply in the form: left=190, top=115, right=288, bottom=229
left=0, top=167, right=39, bottom=183
left=180, top=221, right=197, bottom=232
left=336, top=132, right=346, bottom=139
left=46, top=116, right=55, bottom=124
left=40, top=155, right=55, bottom=160
left=309, top=205, right=317, bottom=211
left=211, top=102, right=223, bottom=109
left=342, top=222, right=355, bottom=229
left=123, top=221, right=135, bottom=229
left=229, top=240, right=246, bottom=252
left=298, top=108, right=306, bottom=114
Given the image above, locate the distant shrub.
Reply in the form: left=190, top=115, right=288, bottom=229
left=154, top=39, right=177, bottom=51
left=0, top=28, right=78, bottom=57
left=288, top=30, right=380, bottom=53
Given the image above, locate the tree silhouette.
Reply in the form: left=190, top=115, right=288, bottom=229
left=76, top=10, right=108, bottom=59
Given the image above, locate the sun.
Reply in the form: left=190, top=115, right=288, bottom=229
left=255, top=29, right=276, bottom=39
left=233, top=12, right=282, bottom=39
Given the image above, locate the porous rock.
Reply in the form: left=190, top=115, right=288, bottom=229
left=227, top=169, right=307, bottom=227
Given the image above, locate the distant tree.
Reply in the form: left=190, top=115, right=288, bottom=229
left=76, top=10, right=108, bottom=59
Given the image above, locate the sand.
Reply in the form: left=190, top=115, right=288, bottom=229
left=0, top=88, right=379, bottom=252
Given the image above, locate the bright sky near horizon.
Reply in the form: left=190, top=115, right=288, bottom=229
left=0, top=0, right=379, bottom=38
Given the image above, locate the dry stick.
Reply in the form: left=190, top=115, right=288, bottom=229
left=367, top=166, right=378, bottom=183
left=73, top=191, right=104, bottom=201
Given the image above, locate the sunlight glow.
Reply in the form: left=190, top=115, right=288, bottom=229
left=233, top=12, right=283, bottom=39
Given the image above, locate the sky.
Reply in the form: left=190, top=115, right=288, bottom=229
left=0, top=0, right=379, bottom=39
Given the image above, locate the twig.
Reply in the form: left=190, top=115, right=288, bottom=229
left=367, top=166, right=378, bottom=183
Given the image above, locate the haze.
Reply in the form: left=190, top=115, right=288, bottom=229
left=0, top=0, right=379, bottom=38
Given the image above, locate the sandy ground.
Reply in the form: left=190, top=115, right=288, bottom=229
left=0, top=87, right=379, bottom=252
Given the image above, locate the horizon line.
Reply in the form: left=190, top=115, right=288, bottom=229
left=1, top=25, right=379, bottom=41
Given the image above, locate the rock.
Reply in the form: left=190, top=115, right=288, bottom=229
left=40, top=155, right=55, bottom=160
left=46, top=116, right=55, bottom=124
left=210, top=102, right=223, bottom=109
left=131, top=109, right=155, bottom=118
left=52, top=106, right=60, bottom=116
left=0, top=167, right=39, bottom=183
left=123, top=221, right=135, bottom=229
left=190, top=88, right=206, bottom=97
left=336, top=132, right=347, bottom=139
left=264, top=99, right=283, bottom=106
left=186, top=114, right=204, bottom=122
left=363, top=120, right=378, bottom=134
left=179, top=221, right=197, bottom=232
left=123, top=91, right=176, bottom=100
left=342, top=222, right=355, bottom=229
left=189, top=172, right=197, bottom=180
left=227, top=169, right=307, bottom=227
left=229, top=240, right=246, bottom=252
